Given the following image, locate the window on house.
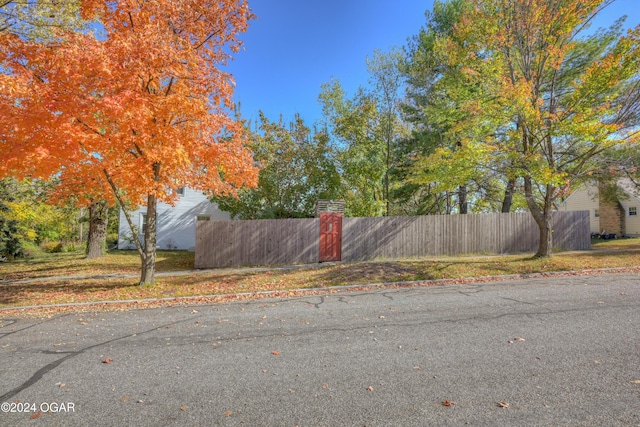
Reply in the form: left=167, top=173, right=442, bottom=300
left=140, top=213, right=147, bottom=234
left=196, top=215, right=211, bottom=221
left=630, top=207, right=637, bottom=216
left=176, top=187, right=185, bottom=197
left=594, top=209, right=599, bottom=218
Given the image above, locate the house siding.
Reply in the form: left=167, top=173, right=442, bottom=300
left=620, top=199, right=640, bottom=236
left=118, top=188, right=230, bottom=251
left=557, top=183, right=600, bottom=233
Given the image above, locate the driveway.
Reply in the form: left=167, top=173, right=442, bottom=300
left=1, top=272, right=639, bottom=426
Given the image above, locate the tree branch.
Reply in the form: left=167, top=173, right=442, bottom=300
left=103, top=168, right=145, bottom=259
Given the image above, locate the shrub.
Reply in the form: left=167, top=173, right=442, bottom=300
left=107, top=233, right=119, bottom=248
left=42, top=241, right=64, bottom=253
left=63, top=242, right=79, bottom=253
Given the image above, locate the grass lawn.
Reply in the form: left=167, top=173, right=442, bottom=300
left=1, top=238, right=639, bottom=314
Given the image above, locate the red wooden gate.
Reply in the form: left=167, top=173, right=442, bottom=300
left=319, top=212, right=342, bottom=262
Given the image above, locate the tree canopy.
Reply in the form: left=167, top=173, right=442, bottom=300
left=404, top=0, right=639, bottom=256
left=1, top=0, right=259, bottom=282
left=214, top=112, right=341, bottom=219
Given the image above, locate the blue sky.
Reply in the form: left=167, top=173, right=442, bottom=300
left=225, top=0, right=640, bottom=128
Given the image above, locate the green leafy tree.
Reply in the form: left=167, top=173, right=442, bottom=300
left=0, top=178, right=82, bottom=258
left=401, top=0, right=519, bottom=215
left=320, top=49, right=409, bottom=217
left=214, top=113, right=342, bottom=219
left=424, top=0, right=639, bottom=256
left=0, top=178, right=23, bottom=258
left=366, top=48, right=408, bottom=216
left=319, top=80, right=387, bottom=217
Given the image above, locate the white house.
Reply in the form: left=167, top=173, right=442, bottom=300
left=117, top=187, right=230, bottom=251
left=557, top=179, right=640, bottom=237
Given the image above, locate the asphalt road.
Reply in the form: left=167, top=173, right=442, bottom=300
left=1, top=272, right=639, bottom=426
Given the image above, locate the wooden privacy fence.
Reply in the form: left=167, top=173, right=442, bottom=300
left=195, top=211, right=590, bottom=268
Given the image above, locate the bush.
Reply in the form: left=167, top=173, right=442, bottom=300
left=0, top=218, right=24, bottom=259
left=107, top=233, right=119, bottom=248
left=42, top=241, right=64, bottom=253
left=63, top=242, right=79, bottom=253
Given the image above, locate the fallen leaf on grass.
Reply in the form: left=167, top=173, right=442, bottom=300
left=497, top=401, right=510, bottom=408
left=442, top=400, right=456, bottom=406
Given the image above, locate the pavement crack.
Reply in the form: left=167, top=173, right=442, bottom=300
left=0, top=315, right=199, bottom=402
left=501, top=297, right=538, bottom=306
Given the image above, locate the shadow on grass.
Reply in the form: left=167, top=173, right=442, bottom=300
left=0, top=250, right=195, bottom=283
left=0, top=278, right=142, bottom=306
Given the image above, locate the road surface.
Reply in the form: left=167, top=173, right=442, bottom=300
left=1, top=272, right=639, bottom=426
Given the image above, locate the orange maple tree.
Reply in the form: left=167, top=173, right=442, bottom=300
left=1, top=0, right=258, bottom=284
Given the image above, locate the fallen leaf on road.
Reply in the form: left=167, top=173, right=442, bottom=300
left=271, top=350, right=280, bottom=356
left=180, top=405, right=188, bottom=411
left=631, top=380, right=640, bottom=384
left=413, top=366, right=421, bottom=370
left=442, top=400, right=455, bottom=406
left=367, top=386, right=374, bottom=392
left=322, top=383, right=329, bottom=389
left=514, top=337, right=525, bottom=342
left=224, top=410, right=233, bottom=416
left=30, top=412, right=42, bottom=419
left=497, top=401, right=510, bottom=408
left=102, top=358, right=113, bottom=364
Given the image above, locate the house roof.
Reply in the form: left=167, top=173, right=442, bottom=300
left=617, top=178, right=640, bottom=202
left=556, top=178, right=640, bottom=209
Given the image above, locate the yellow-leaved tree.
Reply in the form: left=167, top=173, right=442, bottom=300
left=424, top=0, right=639, bottom=256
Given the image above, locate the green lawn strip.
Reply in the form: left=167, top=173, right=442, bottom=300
left=1, top=244, right=639, bottom=310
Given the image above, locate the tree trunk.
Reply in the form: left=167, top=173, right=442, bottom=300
left=501, top=179, right=516, bottom=213
left=458, top=185, right=468, bottom=214
left=524, top=177, right=554, bottom=257
left=86, top=201, right=108, bottom=259
left=535, top=211, right=553, bottom=258
left=140, top=193, right=157, bottom=285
